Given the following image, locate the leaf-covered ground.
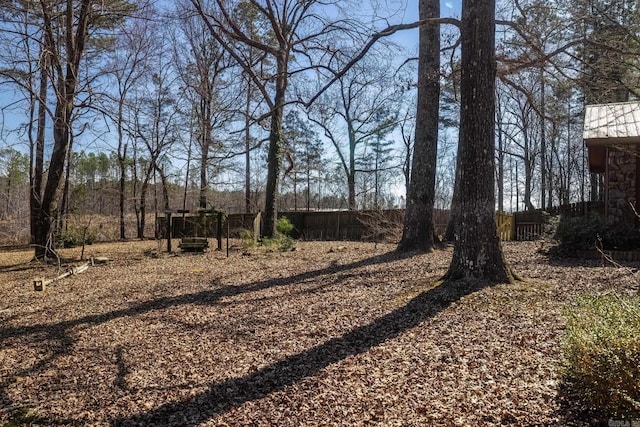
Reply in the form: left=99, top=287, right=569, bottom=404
left=0, top=240, right=638, bottom=426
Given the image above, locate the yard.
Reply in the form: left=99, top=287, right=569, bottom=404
left=0, top=240, right=637, bottom=426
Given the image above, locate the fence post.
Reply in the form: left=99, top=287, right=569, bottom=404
left=166, top=212, right=172, bottom=252
left=217, top=211, right=223, bottom=250
left=253, top=211, right=261, bottom=241
left=510, top=212, right=516, bottom=241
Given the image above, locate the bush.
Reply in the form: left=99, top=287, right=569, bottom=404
left=239, top=229, right=256, bottom=246
left=601, top=221, right=640, bottom=250
left=239, top=221, right=295, bottom=253
left=270, top=217, right=296, bottom=251
left=554, top=215, right=640, bottom=251
left=563, top=294, right=640, bottom=420
left=544, top=213, right=561, bottom=239
left=554, top=215, right=605, bottom=251
left=275, top=216, right=295, bottom=237
left=276, top=236, right=295, bottom=252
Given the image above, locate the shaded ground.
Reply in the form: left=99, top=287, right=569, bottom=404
left=0, top=240, right=638, bottom=426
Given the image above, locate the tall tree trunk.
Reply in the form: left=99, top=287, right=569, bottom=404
left=199, top=97, right=211, bottom=209
left=157, top=166, right=171, bottom=211
left=540, top=68, right=546, bottom=209
left=444, top=147, right=461, bottom=242
left=245, top=80, right=252, bottom=214
left=199, top=139, right=209, bottom=209
left=347, top=122, right=357, bottom=211
left=263, top=53, right=287, bottom=238
left=306, top=169, right=311, bottom=211
left=183, top=135, right=192, bottom=212
left=137, top=164, right=153, bottom=239
left=117, top=99, right=127, bottom=240
left=566, top=99, right=572, bottom=205
left=138, top=182, right=148, bottom=239
left=524, top=157, right=535, bottom=210
left=5, top=176, right=10, bottom=217
left=496, top=104, right=504, bottom=212
left=347, top=170, right=356, bottom=211
left=58, top=130, right=74, bottom=232
left=398, top=0, right=440, bottom=252
left=118, top=151, right=127, bottom=240
left=443, top=0, right=516, bottom=283
left=293, top=173, right=298, bottom=211
left=35, top=96, right=73, bottom=259
left=132, top=147, right=141, bottom=237
left=30, top=49, right=48, bottom=247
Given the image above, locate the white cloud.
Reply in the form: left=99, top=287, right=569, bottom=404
left=445, top=1, right=453, bottom=8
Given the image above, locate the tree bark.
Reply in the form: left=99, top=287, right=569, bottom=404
left=444, top=146, right=462, bottom=242
left=398, top=0, right=440, bottom=252
left=30, top=46, right=48, bottom=247
left=245, top=79, right=252, bottom=214
left=442, top=0, right=516, bottom=283
left=117, top=93, right=127, bottom=240
left=157, top=166, right=171, bottom=211
left=262, top=52, right=287, bottom=238
left=199, top=96, right=211, bottom=209
left=496, top=103, right=504, bottom=213
left=347, top=170, right=356, bottom=211
left=137, top=163, right=153, bottom=239
left=347, top=121, right=357, bottom=211
left=58, top=127, right=74, bottom=231
left=118, top=145, right=127, bottom=240
left=138, top=182, right=148, bottom=239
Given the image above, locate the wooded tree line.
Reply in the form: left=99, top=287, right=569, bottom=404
left=0, top=0, right=637, bottom=281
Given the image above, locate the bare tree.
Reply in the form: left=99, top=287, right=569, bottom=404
left=104, top=6, right=154, bottom=239
left=187, top=0, right=359, bottom=237
left=497, top=77, right=540, bottom=211
left=281, top=110, right=323, bottom=211
left=131, top=35, right=182, bottom=238
left=308, top=54, right=402, bottom=210
left=173, top=4, right=236, bottom=210
left=0, top=0, right=135, bottom=258
left=398, top=100, right=415, bottom=198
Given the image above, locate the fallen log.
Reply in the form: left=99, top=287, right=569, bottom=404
left=33, top=258, right=96, bottom=291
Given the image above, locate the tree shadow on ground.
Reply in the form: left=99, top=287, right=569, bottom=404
left=0, top=248, right=476, bottom=426
left=111, top=279, right=487, bottom=426
left=0, top=250, right=420, bottom=414
left=0, top=251, right=412, bottom=343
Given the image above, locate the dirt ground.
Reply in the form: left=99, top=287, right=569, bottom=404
left=0, top=239, right=638, bottom=426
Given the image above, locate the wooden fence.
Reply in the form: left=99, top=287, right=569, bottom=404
left=158, top=202, right=604, bottom=243
left=281, top=210, right=405, bottom=241
left=496, top=212, right=514, bottom=241
left=546, top=201, right=605, bottom=217
left=513, top=211, right=545, bottom=241
left=511, top=202, right=606, bottom=241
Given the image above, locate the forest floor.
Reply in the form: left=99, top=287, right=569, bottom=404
left=0, top=239, right=638, bottom=426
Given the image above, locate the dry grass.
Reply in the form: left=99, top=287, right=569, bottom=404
left=0, top=240, right=638, bottom=426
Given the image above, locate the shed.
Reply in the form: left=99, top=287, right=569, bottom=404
left=584, top=101, right=640, bottom=224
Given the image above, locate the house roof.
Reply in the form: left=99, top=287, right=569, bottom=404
left=584, top=101, right=640, bottom=146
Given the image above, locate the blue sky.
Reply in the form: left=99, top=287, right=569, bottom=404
left=403, top=0, right=462, bottom=19
left=387, top=0, right=462, bottom=53
left=0, top=0, right=464, bottom=156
